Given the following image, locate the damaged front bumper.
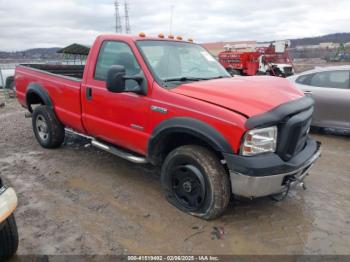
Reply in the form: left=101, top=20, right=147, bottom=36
left=224, top=138, right=321, bottom=198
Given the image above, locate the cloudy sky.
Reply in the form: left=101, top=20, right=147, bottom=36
left=0, top=0, right=349, bottom=51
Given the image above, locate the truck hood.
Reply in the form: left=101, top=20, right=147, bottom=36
left=171, top=76, right=303, bottom=117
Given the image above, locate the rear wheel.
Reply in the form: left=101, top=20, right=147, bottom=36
left=32, top=105, right=65, bottom=148
left=161, top=145, right=231, bottom=220
left=0, top=214, right=19, bottom=260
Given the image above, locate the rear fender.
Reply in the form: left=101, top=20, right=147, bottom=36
left=26, top=83, right=53, bottom=112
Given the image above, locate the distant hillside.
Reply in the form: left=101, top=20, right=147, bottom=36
left=0, top=47, right=61, bottom=59
left=1, top=32, right=350, bottom=60
left=289, top=33, right=350, bottom=47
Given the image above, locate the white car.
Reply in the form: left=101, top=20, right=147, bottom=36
left=0, top=178, right=18, bottom=259
left=288, top=65, right=350, bottom=130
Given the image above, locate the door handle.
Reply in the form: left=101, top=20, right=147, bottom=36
left=304, top=90, right=312, bottom=95
left=86, top=87, right=92, bottom=100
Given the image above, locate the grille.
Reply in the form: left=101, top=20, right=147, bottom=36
left=277, top=107, right=313, bottom=161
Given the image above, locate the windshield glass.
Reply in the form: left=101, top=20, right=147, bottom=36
left=137, top=40, right=230, bottom=87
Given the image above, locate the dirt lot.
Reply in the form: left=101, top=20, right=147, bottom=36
left=1, top=97, right=350, bottom=256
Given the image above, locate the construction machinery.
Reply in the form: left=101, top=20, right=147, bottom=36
left=218, top=40, right=295, bottom=77
left=326, top=43, right=350, bottom=62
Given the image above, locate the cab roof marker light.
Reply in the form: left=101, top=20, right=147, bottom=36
left=176, top=36, right=183, bottom=40
left=158, top=33, right=165, bottom=38
left=139, top=32, right=146, bottom=37
left=168, top=35, right=174, bottom=39
left=188, top=38, right=194, bottom=43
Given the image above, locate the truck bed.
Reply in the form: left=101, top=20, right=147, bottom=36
left=15, top=63, right=85, bottom=133
left=20, top=64, right=85, bottom=80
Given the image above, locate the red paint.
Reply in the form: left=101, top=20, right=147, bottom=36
left=219, top=51, right=260, bottom=75
left=218, top=45, right=294, bottom=76
left=15, top=34, right=304, bottom=156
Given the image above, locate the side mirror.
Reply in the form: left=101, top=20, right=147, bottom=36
left=106, top=65, right=147, bottom=95
left=106, top=65, right=126, bottom=93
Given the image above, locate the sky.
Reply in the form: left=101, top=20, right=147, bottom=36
left=0, top=0, right=349, bottom=51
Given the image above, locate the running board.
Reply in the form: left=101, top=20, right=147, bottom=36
left=65, top=128, right=147, bottom=164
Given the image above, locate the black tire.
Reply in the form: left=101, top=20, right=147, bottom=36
left=0, top=214, right=19, bottom=260
left=161, top=145, right=231, bottom=220
left=32, top=105, right=65, bottom=148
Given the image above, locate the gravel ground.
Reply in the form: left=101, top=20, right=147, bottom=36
left=1, top=96, right=350, bottom=256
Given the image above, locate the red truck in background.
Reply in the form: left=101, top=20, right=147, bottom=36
left=218, top=40, right=295, bottom=77
left=15, top=34, right=321, bottom=219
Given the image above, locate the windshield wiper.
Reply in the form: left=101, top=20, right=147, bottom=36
left=202, top=76, right=229, bottom=80
left=163, top=76, right=204, bottom=83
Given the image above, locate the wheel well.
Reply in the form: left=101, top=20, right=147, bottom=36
left=149, top=132, right=225, bottom=166
left=26, top=92, right=45, bottom=112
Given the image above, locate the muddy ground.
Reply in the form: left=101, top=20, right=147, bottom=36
left=0, top=97, right=350, bottom=256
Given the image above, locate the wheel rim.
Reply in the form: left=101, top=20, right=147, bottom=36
left=171, top=164, right=206, bottom=211
left=36, top=115, right=49, bottom=141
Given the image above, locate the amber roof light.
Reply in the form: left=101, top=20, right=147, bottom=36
left=168, top=34, right=174, bottom=39
left=139, top=32, right=146, bottom=37
left=158, top=33, right=165, bottom=38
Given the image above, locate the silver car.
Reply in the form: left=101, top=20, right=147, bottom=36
left=288, top=65, right=350, bottom=130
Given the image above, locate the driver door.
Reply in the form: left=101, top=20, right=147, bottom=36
left=81, top=40, right=150, bottom=154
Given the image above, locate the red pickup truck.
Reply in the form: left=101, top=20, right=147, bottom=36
left=15, top=34, right=321, bottom=219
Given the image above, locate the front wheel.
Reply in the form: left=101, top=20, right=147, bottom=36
left=0, top=214, right=19, bottom=260
left=161, top=145, right=231, bottom=220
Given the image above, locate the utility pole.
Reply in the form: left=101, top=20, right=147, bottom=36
left=115, top=0, right=122, bottom=33
left=124, top=1, right=131, bottom=34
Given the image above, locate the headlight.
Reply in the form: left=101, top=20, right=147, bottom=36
left=241, top=126, right=277, bottom=156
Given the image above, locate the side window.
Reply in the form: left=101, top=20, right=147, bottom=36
left=309, top=71, right=349, bottom=89
left=309, top=72, right=328, bottom=87
left=94, top=41, right=140, bottom=81
left=328, top=71, right=349, bottom=89
left=296, top=74, right=314, bottom=85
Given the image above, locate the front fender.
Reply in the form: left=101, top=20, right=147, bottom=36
left=148, top=117, right=234, bottom=164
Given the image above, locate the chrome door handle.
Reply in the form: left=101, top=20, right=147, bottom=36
left=304, top=90, right=312, bottom=95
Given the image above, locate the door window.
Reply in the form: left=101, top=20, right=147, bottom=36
left=94, top=41, right=141, bottom=81
left=309, top=70, right=350, bottom=89
left=296, top=73, right=314, bottom=85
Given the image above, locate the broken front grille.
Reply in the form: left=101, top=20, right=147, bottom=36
left=277, top=107, right=313, bottom=161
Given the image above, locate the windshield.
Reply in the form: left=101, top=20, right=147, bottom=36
left=137, top=40, right=230, bottom=87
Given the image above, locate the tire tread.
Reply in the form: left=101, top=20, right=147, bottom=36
left=32, top=105, right=65, bottom=148
left=161, top=145, right=231, bottom=220
left=0, top=214, right=19, bottom=259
